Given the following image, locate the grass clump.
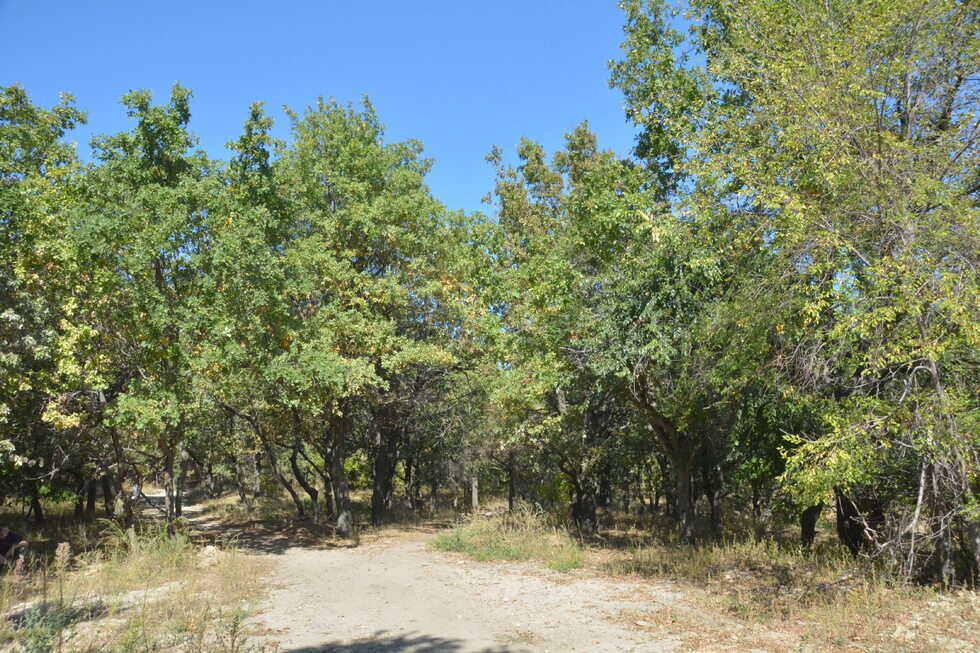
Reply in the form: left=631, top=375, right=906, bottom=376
left=431, top=507, right=584, bottom=571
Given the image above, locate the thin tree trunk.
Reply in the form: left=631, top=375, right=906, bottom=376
left=175, top=445, right=189, bottom=518
left=429, top=476, right=438, bottom=513
left=371, top=420, right=399, bottom=526
left=708, top=466, right=724, bottom=539
left=163, top=448, right=176, bottom=523
left=508, top=453, right=516, bottom=513
left=86, top=479, right=98, bottom=518
left=29, top=483, right=45, bottom=525
left=290, top=441, right=319, bottom=524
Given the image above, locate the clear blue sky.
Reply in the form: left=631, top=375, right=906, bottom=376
left=1, top=0, right=639, bottom=214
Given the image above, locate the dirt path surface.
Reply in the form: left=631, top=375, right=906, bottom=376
left=249, top=533, right=688, bottom=653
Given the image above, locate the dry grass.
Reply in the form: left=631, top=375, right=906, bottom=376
left=0, top=521, right=269, bottom=652
left=431, top=507, right=585, bottom=571
left=606, top=535, right=979, bottom=652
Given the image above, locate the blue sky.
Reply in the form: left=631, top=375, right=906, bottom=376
left=1, top=0, right=639, bottom=214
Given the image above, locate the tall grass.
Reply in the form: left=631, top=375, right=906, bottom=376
left=0, top=521, right=267, bottom=652
left=431, top=508, right=584, bottom=571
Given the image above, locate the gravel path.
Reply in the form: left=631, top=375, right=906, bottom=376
left=250, top=533, right=687, bottom=653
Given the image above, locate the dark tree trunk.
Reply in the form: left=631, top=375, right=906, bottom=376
left=86, top=479, right=98, bottom=518
left=290, top=441, right=319, bottom=524
left=371, top=420, right=400, bottom=526
left=204, top=461, right=215, bottom=499
left=175, top=446, right=189, bottom=518
left=29, top=484, right=45, bottom=525
left=403, top=453, right=415, bottom=508
left=250, top=452, right=262, bottom=500
left=675, top=462, right=696, bottom=546
left=163, top=445, right=176, bottom=522
left=751, top=481, right=763, bottom=518
left=328, top=413, right=354, bottom=537
left=101, top=475, right=115, bottom=518
left=107, top=424, right=134, bottom=527
left=708, top=466, right=724, bottom=540
left=571, top=475, right=599, bottom=535
left=507, top=453, right=517, bottom=513
left=232, top=456, right=250, bottom=506
left=429, top=476, right=438, bottom=513
left=597, top=472, right=612, bottom=510
left=800, top=503, right=824, bottom=548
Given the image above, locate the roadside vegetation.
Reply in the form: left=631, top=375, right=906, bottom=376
left=0, top=506, right=265, bottom=652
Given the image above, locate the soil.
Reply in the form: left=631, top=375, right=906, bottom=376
left=249, top=531, right=688, bottom=653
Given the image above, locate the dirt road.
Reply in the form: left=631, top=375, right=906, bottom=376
left=249, top=533, right=688, bottom=653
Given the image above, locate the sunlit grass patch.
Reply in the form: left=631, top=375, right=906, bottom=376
left=431, top=507, right=584, bottom=571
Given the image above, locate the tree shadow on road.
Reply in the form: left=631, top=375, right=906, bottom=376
left=276, top=629, right=518, bottom=652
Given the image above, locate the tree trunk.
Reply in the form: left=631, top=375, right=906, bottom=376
left=964, top=517, right=980, bottom=582
left=404, top=453, right=415, bottom=508
left=319, top=467, right=334, bottom=520
left=175, top=445, right=189, bottom=518
left=675, top=462, right=695, bottom=546
left=290, top=441, right=319, bottom=524
left=29, top=483, right=45, bottom=525
left=86, top=479, right=98, bottom=518
left=371, top=422, right=399, bottom=526
left=328, top=413, right=353, bottom=538
left=163, top=447, right=176, bottom=522
left=508, top=454, right=517, bottom=513
left=800, top=503, right=824, bottom=548
left=232, top=456, right=250, bottom=506
left=250, top=451, right=262, bottom=500
left=751, top=481, right=763, bottom=518
left=252, top=420, right=304, bottom=519
left=470, top=474, right=479, bottom=510
left=101, top=476, right=115, bottom=518
left=597, top=472, right=611, bottom=510
left=571, top=475, right=599, bottom=535
left=429, top=476, right=438, bottom=513
left=708, top=469, right=723, bottom=540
